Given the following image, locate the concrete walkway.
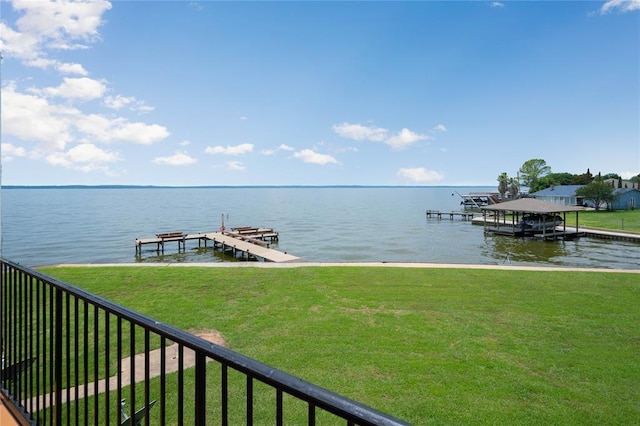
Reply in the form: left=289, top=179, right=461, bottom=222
left=31, top=335, right=220, bottom=409
left=50, top=261, right=640, bottom=273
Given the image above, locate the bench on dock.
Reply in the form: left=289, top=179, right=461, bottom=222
left=156, top=231, right=186, bottom=240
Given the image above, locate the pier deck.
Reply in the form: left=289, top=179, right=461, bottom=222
left=203, top=232, right=299, bottom=262
left=135, top=228, right=299, bottom=262
left=426, top=210, right=476, bottom=220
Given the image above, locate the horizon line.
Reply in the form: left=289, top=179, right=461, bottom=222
left=1, top=184, right=496, bottom=189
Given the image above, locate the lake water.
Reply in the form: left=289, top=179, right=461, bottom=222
left=1, top=186, right=639, bottom=269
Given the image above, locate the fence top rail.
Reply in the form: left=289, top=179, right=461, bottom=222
left=0, top=258, right=410, bottom=426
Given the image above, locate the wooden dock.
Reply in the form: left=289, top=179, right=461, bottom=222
left=426, top=210, right=476, bottom=220
left=135, top=228, right=299, bottom=262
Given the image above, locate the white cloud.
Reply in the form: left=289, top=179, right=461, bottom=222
left=104, top=95, right=154, bottom=112
left=294, top=149, right=338, bottom=165
left=43, top=77, right=107, bottom=100
left=620, top=171, right=639, bottom=179
left=2, top=83, right=75, bottom=151
left=225, top=161, right=245, bottom=171
left=397, top=167, right=444, bottom=183
left=56, top=62, right=88, bottom=76
left=110, top=122, right=170, bottom=145
left=332, top=122, right=389, bottom=142
left=104, top=95, right=135, bottom=110
left=240, top=116, right=248, bottom=121
left=188, top=2, right=204, bottom=12
left=333, top=122, right=430, bottom=150
left=262, top=144, right=295, bottom=155
left=153, top=151, right=197, bottom=166
left=75, top=114, right=170, bottom=145
left=179, top=140, right=192, bottom=146
left=600, top=0, right=640, bottom=14
left=1, top=143, right=27, bottom=161
left=0, top=22, right=40, bottom=60
left=1, top=0, right=112, bottom=66
left=490, top=2, right=505, bottom=8
left=433, top=124, right=447, bottom=132
left=46, top=143, right=121, bottom=173
left=205, top=143, right=254, bottom=155
left=385, top=128, right=430, bottom=150
left=12, top=0, right=112, bottom=44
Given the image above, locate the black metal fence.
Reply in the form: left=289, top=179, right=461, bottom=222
left=0, top=259, right=410, bottom=425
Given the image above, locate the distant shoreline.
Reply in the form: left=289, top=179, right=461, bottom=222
left=2, top=185, right=494, bottom=190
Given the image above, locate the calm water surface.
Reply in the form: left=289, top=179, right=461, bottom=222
left=1, top=187, right=639, bottom=269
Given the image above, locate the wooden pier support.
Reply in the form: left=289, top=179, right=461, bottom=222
left=426, top=210, right=475, bottom=220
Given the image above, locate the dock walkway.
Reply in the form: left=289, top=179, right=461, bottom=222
left=426, top=210, right=476, bottom=220
left=203, top=232, right=299, bottom=262
left=135, top=228, right=299, bottom=262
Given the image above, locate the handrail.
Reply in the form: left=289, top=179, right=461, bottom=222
left=0, top=258, right=410, bottom=425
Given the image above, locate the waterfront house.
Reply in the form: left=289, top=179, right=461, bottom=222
left=530, top=185, right=585, bottom=206
left=611, top=188, right=640, bottom=210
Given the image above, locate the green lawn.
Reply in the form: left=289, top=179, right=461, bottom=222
left=566, top=209, right=640, bottom=232
left=39, top=266, right=640, bottom=425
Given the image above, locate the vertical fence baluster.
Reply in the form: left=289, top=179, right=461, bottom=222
left=160, top=336, right=166, bottom=425
left=177, top=344, right=184, bottom=426
left=73, top=297, right=79, bottom=425
left=221, top=364, right=228, bottom=426
left=35, top=276, right=41, bottom=422
left=28, top=276, right=34, bottom=415
left=93, top=305, right=99, bottom=425
left=54, top=287, right=63, bottom=426
left=247, top=376, right=253, bottom=426
left=276, top=389, right=283, bottom=426
left=144, top=329, right=150, bottom=426
left=117, top=317, right=122, bottom=425
left=83, top=300, right=88, bottom=423
left=49, top=283, right=55, bottom=419
left=308, top=403, right=315, bottom=426
left=11, top=268, right=17, bottom=398
left=65, top=292, right=70, bottom=426
left=195, top=352, right=206, bottom=426
left=129, top=322, right=136, bottom=426
left=105, top=312, right=110, bottom=425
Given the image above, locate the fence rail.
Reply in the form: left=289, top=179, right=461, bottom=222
left=0, top=259, right=410, bottom=425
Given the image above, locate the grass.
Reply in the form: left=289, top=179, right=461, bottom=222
left=566, top=209, right=640, bottom=233
left=38, top=265, right=640, bottom=425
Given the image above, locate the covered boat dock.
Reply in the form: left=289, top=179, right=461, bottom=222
left=480, top=198, right=584, bottom=240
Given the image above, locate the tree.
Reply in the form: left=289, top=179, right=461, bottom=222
left=508, top=177, right=520, bottom=199
left=519, top=159, right=551, bottom=193
left=497, top=172, right=508, bottom=199
left=575, top=181, right=617, bottom=211
left=571, top=168, right=593, bottom=185
left=602, top=173, right=621, bottom=181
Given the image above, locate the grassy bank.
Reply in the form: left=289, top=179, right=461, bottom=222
left=566, top=209, right=640, bottom=232
left=39, top=265, right=640, bottom=425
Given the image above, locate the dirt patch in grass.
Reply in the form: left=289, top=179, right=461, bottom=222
left=191, top=329, right=228, bottom=347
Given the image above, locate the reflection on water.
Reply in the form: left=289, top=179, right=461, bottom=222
left=482, top=235, right=571, bottom=265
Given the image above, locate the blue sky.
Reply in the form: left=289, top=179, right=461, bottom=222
left=1, top=0, right=638, bottom=186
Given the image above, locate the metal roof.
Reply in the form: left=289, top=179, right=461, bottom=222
left=530, top=185, right=584, bottom=197
left=481, top=198, right=583, bottom=213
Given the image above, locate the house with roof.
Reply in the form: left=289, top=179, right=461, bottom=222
left=530, top=184, right=640, bottom=210
left=611, top=188, right=640, bottom=210
left=530, top=185, right=586, bottom=206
